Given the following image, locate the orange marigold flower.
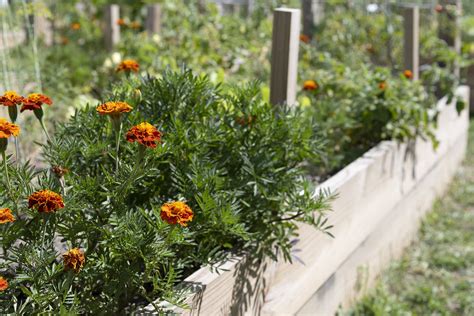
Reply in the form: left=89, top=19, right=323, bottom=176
left=160, top=201, right=194, bottom=227
left=63, top=248, right=85, bottom=273
left=378, top=81, right=387, bottom=90
left=0, top=277, right=8, bottom=291
left=299, top=34, right=310, bottom=44
left=303, top=80, right=318, bottom=91
left=403, top=69, right=413, bottom=79
left=96, top=101, right=133, bottom=116
left=117, top=18, right=126, bottom=26
left=126, top=122, right=162, bottom=148
left=60, top=36, right=69, bottom=45
left=20, top=93, right=52, bottom=112
left=28, top=190, right=64, bottom=213
left=0, top=208, right=15, bottom=224
left=71, top=23, right=81, bottom=30
left=435, top=4, right=443, bottom=13
left=116, top=59, right=140, bottom=73
left=0, top=118, right=20, bottom=139
left=0, top=91, right=23, bottom=107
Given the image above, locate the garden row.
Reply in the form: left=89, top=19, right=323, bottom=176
left=0, top=1, right=470, bottom=314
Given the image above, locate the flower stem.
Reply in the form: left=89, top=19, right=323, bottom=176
left=2, top=150, right=11, bottom=192
left=40, top=119, right=52, bottom=143
left=115, top=123, right=122, bottom=173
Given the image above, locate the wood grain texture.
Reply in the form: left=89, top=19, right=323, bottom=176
left=270, top=8, right=300, bottom=106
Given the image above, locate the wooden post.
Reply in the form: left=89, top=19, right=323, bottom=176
left=146, top=4, right=161, bottom=35
left=302, top=0, right=324, bottom=37
left=270, top=8, right=301, bottom=106
left=403, top=6, right=420, bottom=80
left=104, top=4, right=120, bottom=51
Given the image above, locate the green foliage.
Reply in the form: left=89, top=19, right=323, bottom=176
left=0, top=69, right=332, bottom=314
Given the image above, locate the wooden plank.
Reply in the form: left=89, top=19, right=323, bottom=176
left=403, top=6, right=420, bottom=80
left=297, top=132, right=468, bottom=315
left=270, top=8, right=301, bottom=106
left=261, top=86, right=470, bottom=315
left=104, top=4, right=120, bottom=51
left=146, top=4, right=161, bottom=35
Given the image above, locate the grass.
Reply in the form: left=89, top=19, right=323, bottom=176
left=345, top=120, right=474, bottom=316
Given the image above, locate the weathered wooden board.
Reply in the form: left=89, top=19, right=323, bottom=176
left=142, top=86, right=470, bottom=315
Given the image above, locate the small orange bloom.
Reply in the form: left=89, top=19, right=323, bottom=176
left=28, top=190, right=64, bottom=213
left=378, top=81, right=387, bottom=90
left=236, top=114, right=256, bottom=126
left=20, top=93, right=52, bottom=112
left=96, top=101, right=133, bottom=116
left=0, top=91, right=23, bottom=107
left=299, top=34, right=310, bottom=44
left=303, top=80, right=318, bottom=91
left=403, top=70, right=413, bottom=79
left=0, top=208, right=15, bottom=224
left=63, top=248, right=85, bottom=273
left=71, top=23, right=81, bottom=30
left=0, top=277, right=8, bottom=291
left=0, top=118, right=20, bottom=139
left=126, top=122, right=162, bottom=148
left=160, top=201, right=194, bottom=227
left=116, top=59, right=140, bottom=73
left=435, top=4, right=443, bottom=13
left=117, top=18, right=126, bottom=26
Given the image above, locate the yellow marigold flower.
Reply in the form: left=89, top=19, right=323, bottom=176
left=161, top=201, right=194, bottom=227
left=126, top=122, right=162, bottom=148
left=403, top=69, right=413, bottom=79
left=303, top=80, right=318, bottom=91
left=0, top=277, right=8, bottom=291
left=63, top=248, right=85, bottom=273
left=0, top=118, right=20, bottom=139
left=21, top=93, right=52, bottom=112
left=0, top=208, right=15, bottom=224
left=71, top=22, right=81, bottom=30
left=116, top=59, right=140, bottom=73
left=96, top=101, right=133, bottom=117
left=0, top=91, right=23, bottom=107
left=28, top=190, right=64, bottom=213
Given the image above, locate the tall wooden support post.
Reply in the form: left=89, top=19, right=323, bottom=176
left=403, top=6, right=420, bottom=80
left=104, top=4, right=120, bottom=51
left=146, top=4, right=161, bottom=35
left=302, top=0, right=324, bottom=38
left=270, top=8, right=301, bottom=106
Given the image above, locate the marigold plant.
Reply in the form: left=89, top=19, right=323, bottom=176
left=20, top=93, right=53, bottom=112
left=0, top=91, right=23, bottom=107
left=96, top=101, right=133, bottom=116
left=0, top=208, right=15, bottom=224
left=116, top=59, right=140, bottom=73
left=0, top=118, right=20, bottom=139
left=125, top=122, right=162, bottom=148
left=0, top=277, right=8, bottom=292
left=303, top=80, right=318, bottom=91
left=28, top=190, right=65, bottom=213
left=160, top=201, right=194, bottom=227
left=63, top=248, right=85, bottom=273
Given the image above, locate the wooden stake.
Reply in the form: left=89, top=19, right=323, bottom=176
left=104, top=4, right=120, bottom=51
left=270, top=8, right=301, bottom=106
left=403, top=6, right=420, bottom=80
left=146, top=4, right=162, bottom=35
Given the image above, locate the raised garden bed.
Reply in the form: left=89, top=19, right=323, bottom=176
left=143, top=86, right=470, bottom=315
